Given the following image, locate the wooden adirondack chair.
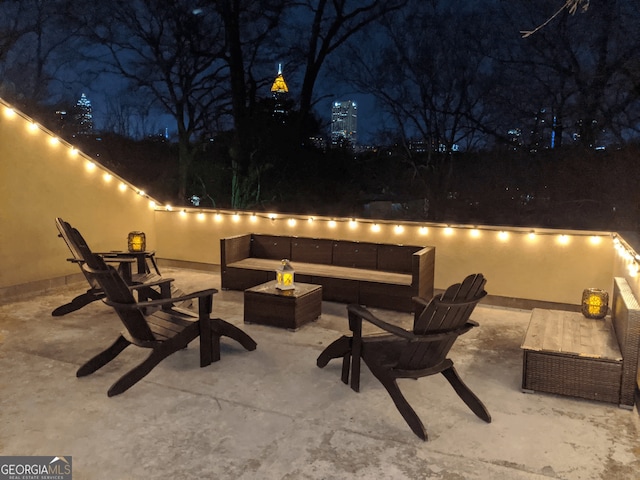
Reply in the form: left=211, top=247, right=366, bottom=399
left=77, top=250, right=257, bottom=397
left=52, top=218, right=182, bottom=316
left=317, top=273, right=491, bottom=440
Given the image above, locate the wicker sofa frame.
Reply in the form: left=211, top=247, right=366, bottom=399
left=521, top=276, right=640, bottom=409
left=220, top=234, right=435, bottom=312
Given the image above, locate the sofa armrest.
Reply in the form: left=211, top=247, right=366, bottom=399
left=412, top=246, right=435, bottom=300
left=612, top=277, right=640, bottom=407
left=220, top=234, right=252, bottom=269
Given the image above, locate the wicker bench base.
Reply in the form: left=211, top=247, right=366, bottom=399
left=522, top=350, right=623, bottom=405
left=520, top=308, right=632, bottom=409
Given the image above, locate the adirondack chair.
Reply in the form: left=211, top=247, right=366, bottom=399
left=317, top=273, right=491, bottom=440
left=76, top=248, right=257, bottom=397
left=52, top=217, right=182, bottom=316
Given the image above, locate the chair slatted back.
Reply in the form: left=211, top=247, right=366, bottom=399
left=70, top=227, right=156, bottom=342
left=399, top=274, right=486, bottom=369
left=55, top=218, right=101, bottom=290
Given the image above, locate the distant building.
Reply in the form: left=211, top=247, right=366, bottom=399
left=331, top=100, right=357, bottom=147
left=270, top=64, right=289, bottom=119
left=74, top=93, right=93, bottom=136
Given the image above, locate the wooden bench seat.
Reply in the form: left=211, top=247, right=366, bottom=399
left=227, top=258, right=411, bottom=285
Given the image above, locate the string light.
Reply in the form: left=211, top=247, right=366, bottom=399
left=197, top=212, right=205, bottom=221
left=148, top=210, right=609, bottom=257
left=2, top=98, right=162, bottom=215
left=1, top=97, right=624, bottom=262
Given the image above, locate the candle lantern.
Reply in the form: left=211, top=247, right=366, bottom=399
left=127, top=231, right=146, bottom=252
left=581, top=288, right=609, bottom=319
left=276, top=259, right=295, bottom=290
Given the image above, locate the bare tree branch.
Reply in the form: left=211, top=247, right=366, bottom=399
left=521, top=0, right=590, bottom=38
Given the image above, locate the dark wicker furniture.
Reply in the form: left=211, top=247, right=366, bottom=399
left=221, top=234, right=435, bottom=312
left=521, top=277, right=640, bottom=409
left=244, top=281, right=322, bottom=330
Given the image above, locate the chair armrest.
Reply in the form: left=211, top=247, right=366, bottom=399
left=127, top=278, right=175, bottom=290
left=347, top=304, right=416, bottom=340
left=106, top=288, right=218, bottom=310
left=97, top=250, right=156, bottom=257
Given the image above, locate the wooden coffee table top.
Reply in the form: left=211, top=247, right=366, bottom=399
left=245, top=280, right=321, bottom=298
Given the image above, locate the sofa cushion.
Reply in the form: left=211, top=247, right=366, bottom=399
left=291, top=237, right=333, bottom=264
left=377, top=244, right=419, bottom=274
left=251, top=234, right=291, bottom=260
left=332, top=241, right=378, bottom=269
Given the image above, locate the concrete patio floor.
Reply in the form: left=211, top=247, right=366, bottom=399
left=1, top=267, right=639, bottom=480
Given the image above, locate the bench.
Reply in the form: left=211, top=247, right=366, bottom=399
left=220, top=234, right=435, bottom=312
left=521, top=277, right=640, bottom=408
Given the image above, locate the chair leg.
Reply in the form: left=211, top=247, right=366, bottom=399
left=316, top=336, right=351, bottom=367
left=442, top=366, right=491, bottom=423
left=107, top=349, right=169, bottom=397
left=212, top=318, right=257, bottom=352
left=367, top=362, right=428, bottom=441
left=199, top=315, right=214, bottom=367
left=350, top=335, right=362, bottom=393
left=341, top=352, right=351, bottom=386
left=52, top=291, right=103, bottom=316
left=77, top=335, right=130, bottom=377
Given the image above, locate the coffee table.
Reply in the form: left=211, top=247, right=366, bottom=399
left=244, top=281, right=322, bottom=330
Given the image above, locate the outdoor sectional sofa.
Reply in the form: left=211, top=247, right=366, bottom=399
left=220, top=233, right=435, bottom=312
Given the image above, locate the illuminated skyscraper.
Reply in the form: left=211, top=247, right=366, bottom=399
left=331, top=100, right=357, bottom=146
left=270, top=64, right=289, bottom=119
left=74, top=93, right=93, bottom=135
